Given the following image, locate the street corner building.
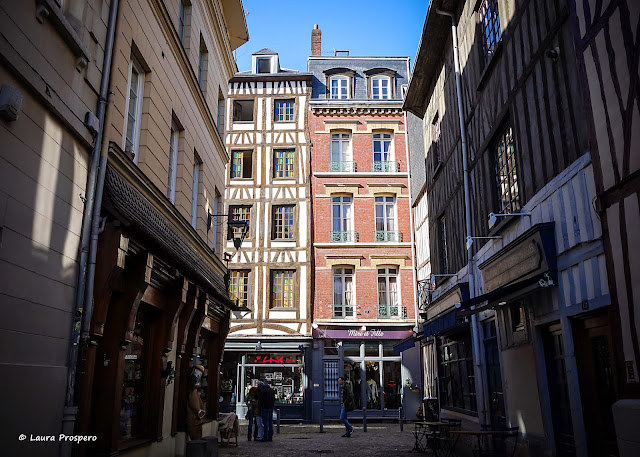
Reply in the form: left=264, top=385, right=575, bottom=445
left=0, top=0, right=248, bottom=456
left=404, top=1, right=640, bottom=457
left=306, top=26, right=421, bottom=423
left=220, top=48, right=315, bottom=421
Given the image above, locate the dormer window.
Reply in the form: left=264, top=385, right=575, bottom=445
left=330, top=76, right=349, bottom=99
left=257, top=57, right=271, bottom=73
left=371, top=76, right=390, bottom=99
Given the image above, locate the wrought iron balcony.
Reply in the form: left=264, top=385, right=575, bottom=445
left=329, top=161, right=356, bottom=172
left=372, top=160, right=400, bottom=172
left=378, top=304, right=406, bottom=319
left=330, top=231, right=357, bottom=242
left=333, top=303, right=355, bottom=318
left=374, top=230, right=402, bottom=242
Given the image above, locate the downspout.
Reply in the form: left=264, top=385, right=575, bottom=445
left=435, top=7, right=487, bottom=424
left=62, top=0, right=119, bottom=452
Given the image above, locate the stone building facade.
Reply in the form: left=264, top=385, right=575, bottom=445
left=1, top=0, right=248, bottom=456
left=221, top=49, right=314, bottom=421
left=307, top=27, right=420, bottom=423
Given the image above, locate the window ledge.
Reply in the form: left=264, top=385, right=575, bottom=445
left=35, top=0, right=91, bottom=72
left=232, top=120, right=255, bottom=124
left=476, top=40, right=504, bottom=92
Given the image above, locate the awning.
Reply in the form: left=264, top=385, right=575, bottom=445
left=422, top=309, right=458, bottom=337
left=458, top=275, right=544, bottom=317
left=393, top=335, right=417, bottom=355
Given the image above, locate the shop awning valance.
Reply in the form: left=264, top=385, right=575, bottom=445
left=393, top=335, right=417, bottom=355
left=422, top=309, right=459, bottom=337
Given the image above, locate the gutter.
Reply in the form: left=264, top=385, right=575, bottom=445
left=62, top=0, right=119, bottom=454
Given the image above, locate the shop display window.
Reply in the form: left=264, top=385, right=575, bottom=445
left=220, top=352, right=238, bottom=407
left=382, top=361, right=402, bottom=409
left=343, top=361, right=362, bottom=410
left=365, top=361, right=380, bottom=409
left=365, top=342, right=380, bottom=357
left=196, top=333, right=210, bottom=410
left=343, top=342, right=360, bottom=357
left=119, top=307, right=147, bottom=441
left=244, top=365, right=304, bottom=404
left=438, top=333, right=477, bottom=412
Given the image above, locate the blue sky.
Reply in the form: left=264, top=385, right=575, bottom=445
left=233, top=0, right=429, bottom=73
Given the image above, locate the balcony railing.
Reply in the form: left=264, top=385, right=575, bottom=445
left=375, top=230, right=402, bottom=242
left=330, top=230, right=357, bottom=242
left=333, top=303, right=355, bottom=318
left=378, top=304, right=406, bottom=319
left=329, top=161, right=356, bottom=172
left=372, top=160, right=400, bottom=172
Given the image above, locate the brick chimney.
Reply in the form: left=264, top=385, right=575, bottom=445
left=311, top=24, right=321, bottom=56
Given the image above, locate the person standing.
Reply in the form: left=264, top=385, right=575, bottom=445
left=338, top=376, right=355, bottom=437
left=246, top=386, right=258, bottom=441
left=259, top=382, right=276, bottom=441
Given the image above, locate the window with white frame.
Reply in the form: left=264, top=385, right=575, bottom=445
left=168, top=122, right=179, bottom=203
left=373, top=133, right=395, bottom=171
left=479, top=0, right=502, bottom=65
left=191, top=153, right=201, bottom=228
left=374, top=196, right=397, bottom=241
left=257, top=57, right=271, bottom=74
left=330, top=132, right=353, bottom=172
left=333, top=267, right=354, bottom=318
left=371, top=76, right=390, bottom=99
left=331, top=195, right=353, bottom=242
left=229, top=270, right=250, bottom=309
left=124, top=57, right=145, bottom=161
left=377, top=267, right=400, bottom=318
left=330, top=76, right=349, bottom=99
left=274, top=99, right=295, bottom=122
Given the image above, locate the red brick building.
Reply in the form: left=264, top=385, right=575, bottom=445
left=306, top=27, right=419, bottom=421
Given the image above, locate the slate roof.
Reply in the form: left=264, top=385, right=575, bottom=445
left=252, top=48, right=277, bottom=55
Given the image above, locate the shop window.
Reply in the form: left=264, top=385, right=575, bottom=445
left=244, top=353, right=304, bottom=405
left=220, top=352, right=238, bottom=412
left=365, top=361, right=380, bottom=410
left=324, top=339, right=339, bottom=356
left=365, top=342, right=379, bottom=357
left=344, top=361, right=362, bottom=410
left=324, top=360, right=340, bottom=399
left=196, top=333, right=210, bottom=413
left=382, top=342, right=396, bottom=357
left=382, top=361, right=402, bottom=410
left=438, top=333, right=477, bottom=413
left=501, top=300, right=530, bottom=347
left=343, top=341, right=360, bottom=357
left=120, top=307, right=148, bottom=441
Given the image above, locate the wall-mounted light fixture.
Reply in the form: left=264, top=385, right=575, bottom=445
left=255, top=341, right=263, bottom=351
left=207, top=210, right=249, bottom=251
left=488, top=212, right=532, bottom=229
left=466, top=235, right=502, bottom=250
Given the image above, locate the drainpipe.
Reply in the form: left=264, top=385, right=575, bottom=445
left=62, top=0, right=119, bottom=453
left=435, top=7, right=487, bottom=425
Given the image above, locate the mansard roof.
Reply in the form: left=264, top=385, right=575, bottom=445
left=252, top=48, right=278, bottom=55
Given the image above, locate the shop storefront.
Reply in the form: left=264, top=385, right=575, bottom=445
left=220, top=340, right=312, bottom=420
left=310, top=327, right=414, bottom=421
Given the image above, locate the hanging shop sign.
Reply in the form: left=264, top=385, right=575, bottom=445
left=312, top=328, right=414, bottom=340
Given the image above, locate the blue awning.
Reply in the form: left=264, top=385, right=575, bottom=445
left=422, top=309, right=458, bottom=337
left=393, top=335, right=416, bottom=355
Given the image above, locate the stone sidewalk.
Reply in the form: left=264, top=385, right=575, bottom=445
left=217, top=422, right=429, bottom=457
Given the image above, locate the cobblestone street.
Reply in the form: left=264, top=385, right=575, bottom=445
left=217, top=423, right=420, bottom=457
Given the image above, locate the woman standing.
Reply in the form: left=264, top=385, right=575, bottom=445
left=245, top=386, right=259, bottom=441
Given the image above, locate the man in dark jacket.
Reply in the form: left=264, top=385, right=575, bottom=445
left=258, top=382, right=276, bottom=441
left=338, top=376, right=355, bottom=437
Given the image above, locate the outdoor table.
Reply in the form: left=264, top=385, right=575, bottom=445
left=450, top=430, right=514, bottom=457
left=412, top=421, right=452, bottom=455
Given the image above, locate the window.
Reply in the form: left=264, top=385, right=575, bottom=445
left=331, top=195, right=353, bottom=242
left=191, top=153, right=202, bottom=228
left=233, top=99, right=254, bottom=122
left=438, top=215, right=448, bottom=274
left=330, top=132, right=353, bottom=172
left=378, top=267, right=400, bottom=318
left=375, top=196, right=397, bottom=241
left=272, top=205, right=295, bottom=239
left=213, top=192, right=221, bottom=254
left=217, top=90, right=225, bottom=135
left=167, top=122, right=179, bottom=203
left=273, top=149, right=294, bottom=178
left=479, top=0, right=502, bottom=65
left=231, top=150, right=252, bottom=179
left=229, top=205, right=251, bottom=239
left=271, top=270, right=295, bottom=308
left=373, top=133, right=396, bottom=172
left=257, top=57, right=271, bottom=73
left=198, top=36, right=208, bottom=92
left=371, top=76, right=390, bottom=99
left=333, top=267, right=354, bottom=318
left=494, top=124, right=520, bottom=214
left=124, top=57, right=145, bottom=161
left=439, top=333, right=477, bottom=412
left=274, top=99, right=295, bottom=122
left=324, top=360, right=340, bottom=399
left=229, top=270, right=250, bottom=309
left=431, top=113, right=441, bottom=170
left=330, top=76, right=349, bottom=99
left=178, top=0, right=189, bottom=46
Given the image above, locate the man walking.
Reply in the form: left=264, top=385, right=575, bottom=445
left=258, top=382, right=276, bottom=441
left=338, top=376, right=354, bottom=437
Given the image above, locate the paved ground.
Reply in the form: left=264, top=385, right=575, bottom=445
left=217, top=422, right=434, bottom=457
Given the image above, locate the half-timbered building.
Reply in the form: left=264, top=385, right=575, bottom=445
left=222, top=49, right=314, bottom=421
left=405, top=1, right=614, bottom=456
left=306, top=26, right=420, bottom=423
